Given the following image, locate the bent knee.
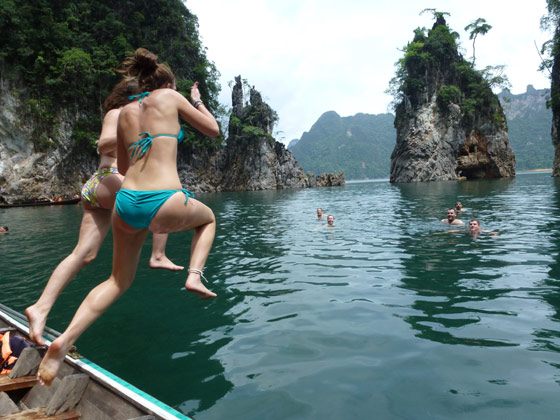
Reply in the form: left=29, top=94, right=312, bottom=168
left=73, top=249, right=98, bottom=266
left=207, top=207, right=216, bottom=224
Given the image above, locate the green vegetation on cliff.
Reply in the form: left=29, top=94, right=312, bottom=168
left=0, top=0, right=222, bottom=152
left=387, top=10, right=509, bottom=126
left=288, top=111, right=395, bottom=179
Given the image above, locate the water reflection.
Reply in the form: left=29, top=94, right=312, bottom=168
left=394, top=178, right=556, bottom=347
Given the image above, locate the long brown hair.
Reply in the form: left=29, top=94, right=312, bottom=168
left=103, top=78, right=140, bottom=114
left=117, top=48, right=175, bottom=92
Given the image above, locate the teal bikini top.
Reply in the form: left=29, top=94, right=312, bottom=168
left=127, top=91, right=185, bottom=159
left=128, top=128, right=185, bottom=159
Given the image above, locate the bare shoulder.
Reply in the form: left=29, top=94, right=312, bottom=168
left=103, top=108, right=121, bottom=123
left=119, top=101, right=140, bottom=119
left=151, top=88, right=183, bottom=101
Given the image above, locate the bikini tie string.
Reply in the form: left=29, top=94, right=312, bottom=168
left=128, top=91, right=150, bottom=104
left=128, top=132, right=153, bottom=159
left=181, top=189, right=195, bottom=204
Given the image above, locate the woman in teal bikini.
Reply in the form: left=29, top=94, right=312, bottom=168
left=37, top=49, right=219, bottom=386
left=26, top=78, right=181, bottom=347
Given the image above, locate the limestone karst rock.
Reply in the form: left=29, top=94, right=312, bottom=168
left=389, top=15, right=515, bottom=183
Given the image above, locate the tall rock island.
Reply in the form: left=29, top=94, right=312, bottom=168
left=176, top=76, right=344, bottom=192
left=389, top=14, right=515, bottom=183
left=216, top=76, right=323, bottom=191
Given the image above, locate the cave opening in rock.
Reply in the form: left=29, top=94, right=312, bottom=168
left=457, top=163, right=501, bottom=179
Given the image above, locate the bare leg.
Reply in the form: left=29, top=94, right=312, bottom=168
left=185, top=221, right=216, bottom=299
left=149, top=233, right=184, bottom=271
left=37, top=214, right=148, bottom=386
left=26, top=207, right=112, bottom=345
left=150, top=194, right=217, bottom=299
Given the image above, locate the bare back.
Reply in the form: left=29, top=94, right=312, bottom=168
left=117, top=89, right=184, bottom=191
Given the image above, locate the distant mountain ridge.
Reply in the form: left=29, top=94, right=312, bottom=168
left=498, top=85, right=554, bottom=170
left=288, top=111, right=395, bottom=179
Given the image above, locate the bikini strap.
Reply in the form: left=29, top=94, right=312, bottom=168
left=177, top=127, right=185, bottom=144
left=128, top=91, right=150, bottom=104
left=182, top=188, right=194, bottom=204
left=128, top=132, right=153, bottom=159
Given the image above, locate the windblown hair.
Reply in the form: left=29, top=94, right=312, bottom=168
left=117, top=48, right=175, bottom=92
left=103, top=78, right=140, bottom=114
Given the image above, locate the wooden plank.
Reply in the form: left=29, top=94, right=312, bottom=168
left=0, top=407, right=81, bottom=419
left=0, top=391, right=19, bottom=415
left=0, top=376, right=38, bottom=392
left=22, top=377, right=61, bottom=409
left=10, top=348, right=43, bottom=379
left=45, top=374, right=89, bottom=416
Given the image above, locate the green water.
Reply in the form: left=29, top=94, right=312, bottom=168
left=1, top=172, right=559, bottom=419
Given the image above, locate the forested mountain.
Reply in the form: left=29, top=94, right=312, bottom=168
left=498, top=86, right=554, bottom=170
left=288, top=111, right=395, bottom=180
left=1, top=0, right=330, bottom=198
left=0, top=0, right=222, bottom=155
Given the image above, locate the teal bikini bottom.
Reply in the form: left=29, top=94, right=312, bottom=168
left=115, top=188, right=194, bottom=229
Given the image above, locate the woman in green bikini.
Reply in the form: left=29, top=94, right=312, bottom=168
left=37, top=49, right=219, bottom=386
left=25, top=78, right=182, bottom=347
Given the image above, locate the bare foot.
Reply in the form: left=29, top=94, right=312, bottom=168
left=150, top=255, right=184, bottom=271
left=37, top=339, right=68, bottom=386
left=25, top=305, right=47, bottom=346
left=186, top=272, right=217, bottom=300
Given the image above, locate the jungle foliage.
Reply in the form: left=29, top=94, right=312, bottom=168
left=0, top=0, right=224, bottom=151
left=387, top=10, right=509, bottom=126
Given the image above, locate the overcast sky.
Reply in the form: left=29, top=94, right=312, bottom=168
left=186, top=0, right=552, bottom=144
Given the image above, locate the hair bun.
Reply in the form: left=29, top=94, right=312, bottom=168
left=134, top=48, right=158, bottom=72
left=117, top=48, right=158, bottom=77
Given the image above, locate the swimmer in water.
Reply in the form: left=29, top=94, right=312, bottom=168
left=441, top=208, right=464, bottom=226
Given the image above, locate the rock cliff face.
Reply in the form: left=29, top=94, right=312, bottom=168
left=551, top=26, right=560, bottom=177
left=389, top=16, right=515, bottom=183
left=0, top=75, right=343, bottom=203
left=176, top=76, right=344, bottom=192
left=391, top=99, right=515, bottom=182
left=0, top=78, right=96, bottom=203
left=216, top=76, right=310, bottom=191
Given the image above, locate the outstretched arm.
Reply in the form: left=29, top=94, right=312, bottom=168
left=177, top=82, right=220, bottom=137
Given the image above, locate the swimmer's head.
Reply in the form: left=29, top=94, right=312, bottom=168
left=317, top=208, right=323, bottom=217
left=455, top=202, right=462, bottom=210
left=468, top=219, right=480, bottom=231
left=447, top=209, right=457, bottom=220
left=327, top=215, right=334, bottom=226
left=0, top=226, right=8, bottom=232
